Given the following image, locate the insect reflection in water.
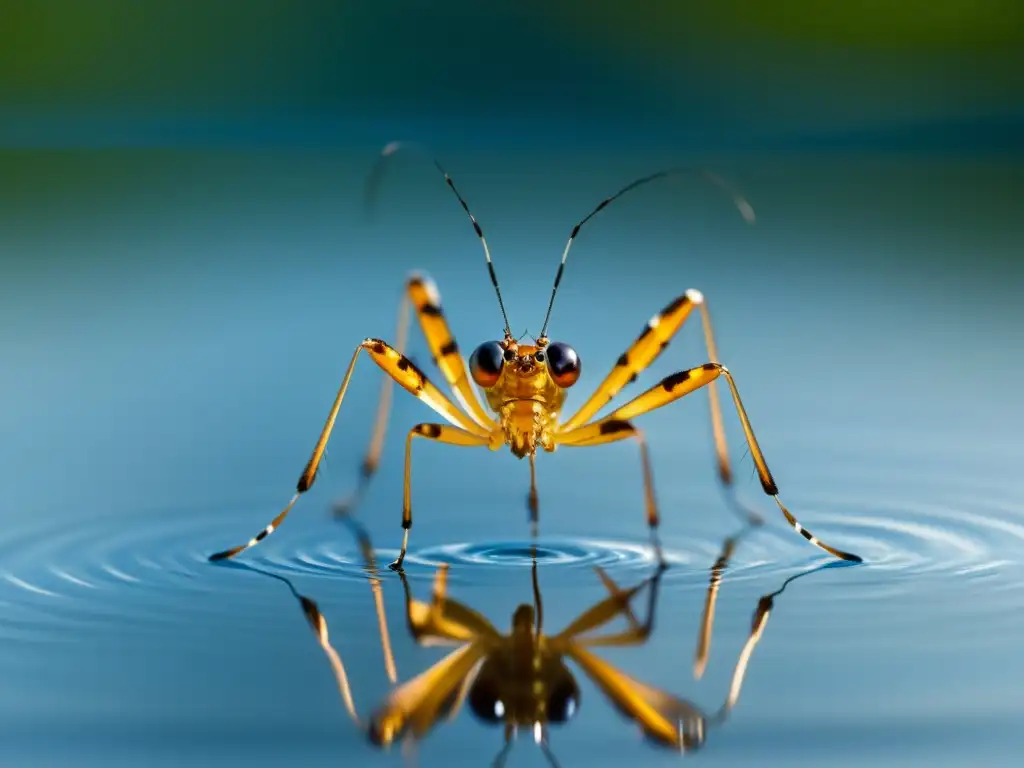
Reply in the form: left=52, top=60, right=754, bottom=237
left=222, top=522, right=856, bottom=765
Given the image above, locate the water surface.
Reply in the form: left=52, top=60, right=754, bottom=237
left=1, top=150, right=1022, bottom=766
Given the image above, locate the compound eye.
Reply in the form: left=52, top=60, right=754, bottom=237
left=469, top=341, right=505, bottom=388
left=547, top=678, right=580, bottom=724
left=467, top=674, right=506, bottom=725
left=546, top=342, right=581, bottom=388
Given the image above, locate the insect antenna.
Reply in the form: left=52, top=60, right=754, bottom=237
left=366, top=141, right=513, bottom=339
left=538, top=168, right=756, bottom=340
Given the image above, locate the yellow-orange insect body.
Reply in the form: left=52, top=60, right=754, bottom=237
left=208, top=142, right=862, bottom=568
left=478, top=342, right=565, bottom=458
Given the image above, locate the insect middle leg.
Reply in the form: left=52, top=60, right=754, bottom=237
left=566, top=363, right=861, bottom=562
left=391, top=422, right=496, bottom=571
left=554, top=420, right=664, bottom=564
left=334, top=273, right=498, bottom=517
left=209, top=339, right=489, bottom=561
left=527, top=454, right=540, bottom=534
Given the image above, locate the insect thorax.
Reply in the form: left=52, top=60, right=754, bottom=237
left=498, top=399, right=558, bottom=458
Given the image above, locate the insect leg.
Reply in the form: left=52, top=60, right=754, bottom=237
left=334, top=274, right=497, bottom=517
left=708, top=562, right=853, bottom=726
left=227, top=564, right=365, bottom=726
left=567, top=363, right=861, bottom=562
left=209, top=339, right=490, bottom=561
left=391, top=423, right=495, bottom=571
left=554, top=420, right=663, bottom=564
left=406, top=273, right=497, bottom=430
left=593, top=568, right=640, bottom=630
left=564, top=565, right=665, bottom=649
left=336, top=513, right=399, bottom=683
left=396, top=564, right=501, bottom=645
left=331, top=290, right=411, bottom=517
left=288, top=581, right=364, bottom=725
left=527, top=453, right=540, bottom=534
left=559, top=289, right=759, bottom=524
left=693, top=524, right=760, bottom=679
left=551, top=558, right=664, bottom=646
left=559, top=290, right=705, bottom=432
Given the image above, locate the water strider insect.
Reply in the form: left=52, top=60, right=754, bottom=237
left=208, top=142, right=861, bottom=567
left=230, top=521, right=846, bottom=763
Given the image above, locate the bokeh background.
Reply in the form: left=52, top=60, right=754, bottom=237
left=2, top=2, right=1023, bottom=767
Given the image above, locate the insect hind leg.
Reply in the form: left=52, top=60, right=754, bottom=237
left=579, top=362, right=861, bottom=562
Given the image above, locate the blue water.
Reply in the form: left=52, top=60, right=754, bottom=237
left=1, top=150, right=1022, bottom=766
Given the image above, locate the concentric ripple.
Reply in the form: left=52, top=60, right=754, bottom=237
left=242, top=533, right=703, bottom=586
left=1, top=484, right=1023, bottom=644
left=397, top=538, right=684, bottom=586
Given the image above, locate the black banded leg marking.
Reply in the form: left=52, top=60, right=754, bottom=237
left=361, top=338, right=489, bottom=436
left=683, top=291, right=763, bottom=525
left=559, top=292, right=704, bottom=432
left=333, top=291, right=412, bottom=519
left=209, top=338, right=489, bottom=562
left=406, top=273, right=497, bottom=430
left=693, top=523, right=759, bottom=680
left=391, top=422, right=494, bottom=571
left=208, top=343, right=366, bottom=561
left=567, top=361, right=860, bottom=563
left=234, top=566, right=364, bottom=724
left=557, top=288, right=760, bottom=526
left=709, top=564, right=849, bottom=726
left=334, top=272, right=498, bottom=520
left=713, top=369, right=862, bottom=562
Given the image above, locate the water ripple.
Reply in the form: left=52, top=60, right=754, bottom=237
left=0, top=487, right=1022, bottom=644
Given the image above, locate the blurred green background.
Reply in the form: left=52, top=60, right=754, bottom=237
left=2, top=4, right=1024, bottom=768
left=1, top=1, right=1020, bottom=148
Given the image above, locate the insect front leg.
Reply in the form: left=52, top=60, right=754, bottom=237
left=334, top=273, right=498, bottom=518
left=209, top=339, right=488, bottom=561
left=207, top=343, right=365, bottom=561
